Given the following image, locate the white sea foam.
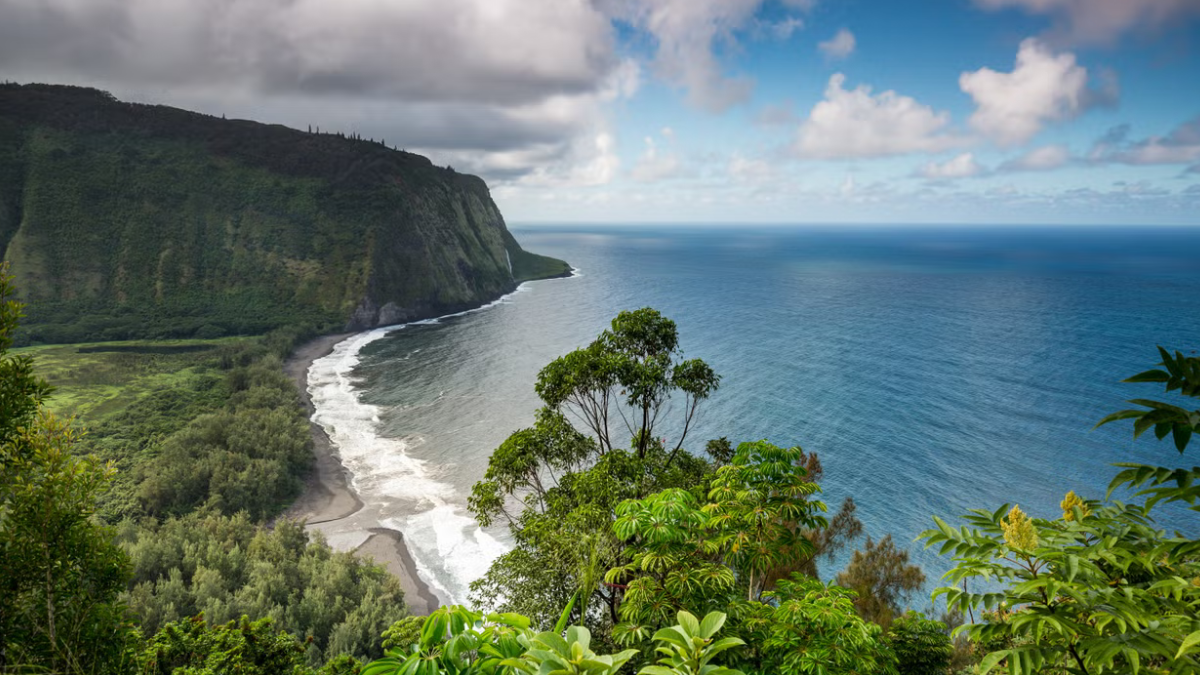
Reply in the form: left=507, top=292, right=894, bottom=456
left=305, top=287, right=556, bottom=603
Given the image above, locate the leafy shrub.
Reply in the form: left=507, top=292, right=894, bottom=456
left=886, top=612, right=953, bottom=675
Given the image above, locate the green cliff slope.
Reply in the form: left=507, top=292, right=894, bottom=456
left=0, top=84, right=569, bottom=343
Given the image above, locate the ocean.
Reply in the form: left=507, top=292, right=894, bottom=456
left=308, top=225, right=1200, bottom=607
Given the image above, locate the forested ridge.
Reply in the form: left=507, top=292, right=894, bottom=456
left=3, top=259, right=1198, bottom=675
left=0, top=83, right=569, bottom=344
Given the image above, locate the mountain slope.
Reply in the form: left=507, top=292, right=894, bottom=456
left=0, top=83, right=569, bottom=343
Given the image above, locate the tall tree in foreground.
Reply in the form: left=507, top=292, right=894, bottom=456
left=922, top=347, right=1200, bottom=675
left=469, top=309, right=719, bottom=632
left=0, top=266, right=135, bottom=673
left=533, top=307, right=720, bottom=459
left=0, top=263, right=51, bottom=444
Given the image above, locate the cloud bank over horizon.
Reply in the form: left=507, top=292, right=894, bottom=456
left=1, top=0, right=1197, bottom=224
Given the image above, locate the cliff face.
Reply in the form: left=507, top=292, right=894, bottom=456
left=0, top=84, right=569, bottom=342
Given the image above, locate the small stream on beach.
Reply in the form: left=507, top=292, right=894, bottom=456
left=305, top=225, right=1200, bottom=606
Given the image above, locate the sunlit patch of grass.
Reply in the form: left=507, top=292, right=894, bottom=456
left=18, top=337, right=247, bottom=424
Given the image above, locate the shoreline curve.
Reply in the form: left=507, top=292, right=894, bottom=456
left=283, top=331, right=440, bottom=616
left=281, top=267, right=578, bottom=617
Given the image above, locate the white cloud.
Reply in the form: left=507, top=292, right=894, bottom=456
left=840, top=174, right=856, bottom=198
left=630, top=131, right=683, bottom=182
left=1117, top=117, right=1200, bottom=164
left=960, top=39, right=1095, bottom=147
left=755, top=101, right=799, bottom=126
left=765, top=16, right=805, bottom=40
left=918, top=153, right=984, bottom=179
left=1088, top=117, right=1200, bottom=166
left=607, top=0, right=815, bottom=112
left=794, top=74, right=963, bottom=159
left=0, top=0, right=616, bottom=105
left=1000, top=144, right=1072, bottom=171
left=613, top=0, right=760, bottom=112
left=0, top=0, right=643, bottom=185
left=818, top=29, right=857, bottom=59
left=728, top=156, right=775, bottom=182
left=972, top=0, right=1200, bottom=45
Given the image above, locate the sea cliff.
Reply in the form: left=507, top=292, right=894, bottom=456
left=0, top=83, right=569, bottom=343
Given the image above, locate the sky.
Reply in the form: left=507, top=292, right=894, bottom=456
left=2, top=0, right=1200, bottom=225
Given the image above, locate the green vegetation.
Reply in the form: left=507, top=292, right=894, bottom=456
left=121, top=514, right=407, bottom=666
left=507, top=244, right=572, bottom=283
left=0, top=268, right=136, bottom=673
left=20, top=332, right=314, bottom=520
left=138, top=615, right=366, bottom=675
left=361, top=606, right=738, bottom=675
left=467, top=309, right=720, bottom=631
left=921, top=348, right=1200, bottom=675
left=0, top=269, right=409, bottom=672
left=0, top=83, right=568, bottom=344
left=461, top=310, right=1200, bottom=675
left=16, top=339, right=239, bottom=421
left=5, top=267, right=1200, bottom=675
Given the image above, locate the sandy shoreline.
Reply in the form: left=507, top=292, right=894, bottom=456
left=283, top=332, right=440, bottom=616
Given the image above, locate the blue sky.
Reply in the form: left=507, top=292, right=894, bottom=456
left=3, top=0, right=1199, bottom=224
left=505, top=0, right=1200, bottom=225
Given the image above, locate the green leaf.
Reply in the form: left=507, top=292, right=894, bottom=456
left=491, top=612, right=532, bottom=630
left=704, top=637, right=745, bottom=658
left=1095, top=409, right=1145, bottom=429
left=1173, top=423, right=1193, bottom=453
left=1064, top=554, right=1079, bottom=583
left=698, top=611, right=726, bottom=639
left=1123, top=369, right=1170, bottom=383
left=1176, top=630, right=1200, bottom=659
left=554, top=591, right=579, bottom=634
left=361, top=658, right=404, bottom=675
left=676, top=611, right=700, bottom=638
left=978, top=650, right=1008, bottom=675
left=651, top=626, right=690, bottom=649
left=535, top=631, right=570, bottom=656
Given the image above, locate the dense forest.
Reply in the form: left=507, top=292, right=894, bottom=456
left=0, top=268, right=408, bottom=671
left=0, top=83, right=569, bottom=345
left=2, top=258, right=1197, bottom=674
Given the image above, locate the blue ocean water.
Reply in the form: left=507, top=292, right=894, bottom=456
left=320, top=225, right=1200, bottom=605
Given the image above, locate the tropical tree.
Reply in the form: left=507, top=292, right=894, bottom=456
left=533, top=308, right=719, bottom=458
left=761, top=447, right=863, bottom=585
left=139, top=615, right=311, bottom=675
left=606, top=441, right=830, bottom=645
left=0, top=413, right=136, bottom=673
left=1097, top=346, right=1200, bottom=510
left=0, top=263, right=51, bottom=445
left=468, top=310, right=717, bottom=632
left=743, top=576, right=897, bottom=675
left=922, top=347, right=1200, bottom=675
left=0, top=266, right=136, bottom=674
left=884, top=612, right=953, bottom=675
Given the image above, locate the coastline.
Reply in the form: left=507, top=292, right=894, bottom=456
left=283, top=331, right=440, bottom=616
left=281, top=269, right=577, bottom=617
